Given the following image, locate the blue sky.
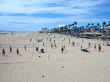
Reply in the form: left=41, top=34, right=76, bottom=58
left=0, top=0, right=110, bottom=31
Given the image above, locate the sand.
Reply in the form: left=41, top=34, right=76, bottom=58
left=0, top=32, right=110, bottom=82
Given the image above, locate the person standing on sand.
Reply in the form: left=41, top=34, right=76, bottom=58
left=107, top=42, right=110, bottom=46
left=63, top=45, right=65, bottom=50
left=43, top=42, right=45, bottom=47
left=88, top=42, right=91, bottom=48
left=16, top=48, right=19, bottom=55
left=47, top=38, right=48, bottom=41
left=24, top=45, right=26, bottom=51
left=94, top=44, right=96, bottom=49
left=54, top=40, right=55, bottom=43
left=72, top=41, right=75, bottom=46
left=64, top=38, right=65, bottom=41
left=36, top=47, right=39, bottom=51
left=50, top=38, right=51, bottom=42
left=30, top=38, right=32, bottom=42
left=10, top=46, right=12, bottom=52
left=2, top=49, right=5, bottom=56
left=69, top=38, right=70, bottom=44
left=54, top=43, right=56, bottom=47
left=61, top=47, right=64, bottom=53
left=81, top=46, right=82, bottom=49
left=98, top=44, right=101, bottom=52
left=51, top=43, right=53, bottom=48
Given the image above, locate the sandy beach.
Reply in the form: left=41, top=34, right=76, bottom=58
left=0, top=32, right=110, bottom=82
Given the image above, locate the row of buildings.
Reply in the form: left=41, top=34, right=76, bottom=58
left=80, top=26, right=110, bottom=40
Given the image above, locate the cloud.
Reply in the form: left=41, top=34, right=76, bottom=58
left=57, top=24, right=65, bottom=27
left=0, top=0, right=105, bottom=14
left=0, top=0, right=110, bottom=31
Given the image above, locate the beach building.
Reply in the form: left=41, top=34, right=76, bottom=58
left=79, top=32, right=103, bottom=39
left=101, top=26, right=110, bottom=40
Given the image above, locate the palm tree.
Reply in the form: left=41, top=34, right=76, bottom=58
left=102, top=22, right=107, bottom=35
left=91, top=23, right=94, bottom=26
left=102, top=22, right=106, bottom=29
left=60, top=27, right=64, bottom=33
left=70, top=23, right=75, bottom=35
left=91, top=23, right=95, bottom=31
left=67, top=25, right=71, bottom=34
left=88, top=23, right=90, bottom=28
left=74, top=21, right=78, bottom=36
left=80, top=26, right=84, bottom=32
left=108, top=21, right=110, bottom=26
left=96, top=23, right=101, bottom=32
left=97, top=23, right=100, bottom=27
left=74, top=21, right=77, bottom=26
